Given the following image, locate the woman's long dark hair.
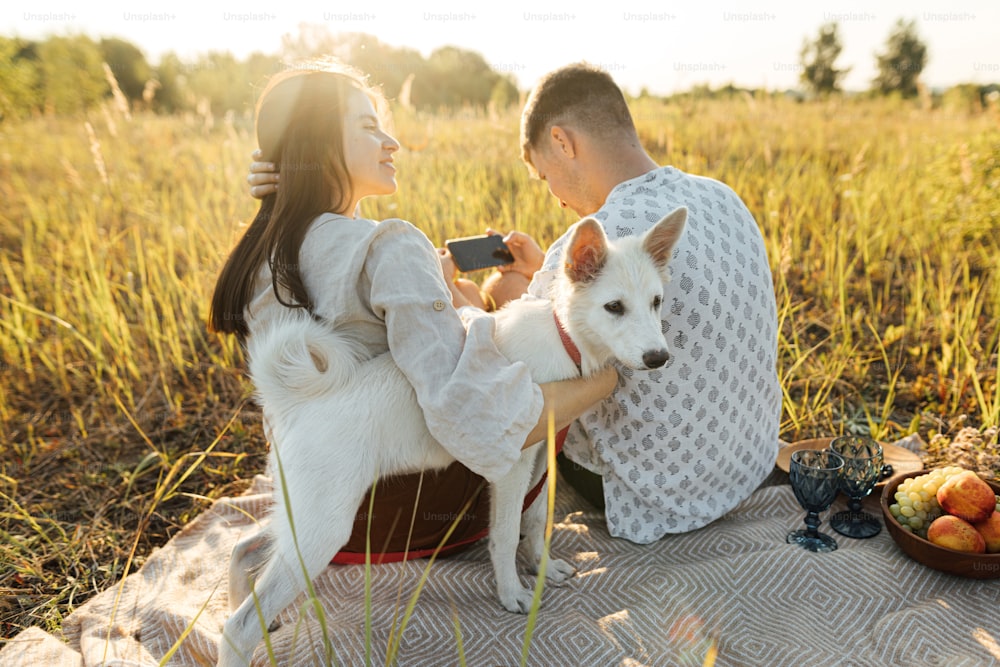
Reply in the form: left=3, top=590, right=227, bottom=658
left=209, top=62, right=378, bottom=341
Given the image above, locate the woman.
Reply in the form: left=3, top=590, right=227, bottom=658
left=210, top=59, right=616, bottom=561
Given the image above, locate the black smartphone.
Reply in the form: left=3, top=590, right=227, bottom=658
left=445, top=234, right=515, bottom=272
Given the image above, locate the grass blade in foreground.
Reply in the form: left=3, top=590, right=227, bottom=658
left=521, top=409, right=557, bottom=666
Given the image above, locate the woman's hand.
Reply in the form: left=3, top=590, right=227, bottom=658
left=523, top=365, right=618, bottom=449
left=437, top=247, right=488, bottom=310
left=488, top=229, right=546, bottom=280
left=436, top=247, right=458, bottom=284
left=247, top=149, right=280, bottom=199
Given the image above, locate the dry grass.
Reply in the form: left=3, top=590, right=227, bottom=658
left=1, top=94, right=998, bottom=646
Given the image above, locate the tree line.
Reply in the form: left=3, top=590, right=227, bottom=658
left=799, top=17, right=997, bottom=109
left=0, top=20, right=994, bottom=121
left=0, top=28, right=519, bottom=120
left=799, top=18, right=932, bottom=97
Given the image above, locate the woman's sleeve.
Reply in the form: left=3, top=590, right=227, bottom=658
left=365, top=221, right=544, bottom=482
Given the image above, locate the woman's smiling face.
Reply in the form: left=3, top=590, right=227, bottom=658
left=341, top=90, right=400, bottom=212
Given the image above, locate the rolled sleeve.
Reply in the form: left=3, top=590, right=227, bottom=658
left=366, top=221, right=544, bottom=482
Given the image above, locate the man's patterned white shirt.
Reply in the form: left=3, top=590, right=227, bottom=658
left=530, top=166, right=781, bottom=543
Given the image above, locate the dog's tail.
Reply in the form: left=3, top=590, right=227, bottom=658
left=247, top=313, right=367, bottom=410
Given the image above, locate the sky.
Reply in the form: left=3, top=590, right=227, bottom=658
left=2, top=0, right=997, bottom=96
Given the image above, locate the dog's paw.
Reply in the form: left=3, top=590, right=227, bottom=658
left=544, top=558, right=576, bottom=584
left=499, top=587, right=536, bottom=614
left=525, top=557, right=576, bottom=583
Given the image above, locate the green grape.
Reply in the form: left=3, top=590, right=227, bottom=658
left=890, top=466, right=971, bottom=539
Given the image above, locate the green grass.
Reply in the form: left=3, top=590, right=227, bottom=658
left=1, top=94, right=998, bottom=655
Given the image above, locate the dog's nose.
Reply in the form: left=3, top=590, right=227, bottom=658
left=643, top=349, right=670, bottom=369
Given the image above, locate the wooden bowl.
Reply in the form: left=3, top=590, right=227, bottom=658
left=880, top=469, right=1000, bottom=579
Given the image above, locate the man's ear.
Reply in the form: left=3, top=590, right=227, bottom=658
left=550, top=125, right=576, bottom=158
left=564, top=217, right=608, bottom=283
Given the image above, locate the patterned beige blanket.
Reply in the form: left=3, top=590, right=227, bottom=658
left=2, top=468, right=999, bottom=666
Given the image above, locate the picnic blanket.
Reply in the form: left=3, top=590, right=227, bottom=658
left=2, top=460, right=1000, bottom=666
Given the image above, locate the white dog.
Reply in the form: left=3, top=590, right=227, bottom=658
left=217, top=207, right=687, bottom=666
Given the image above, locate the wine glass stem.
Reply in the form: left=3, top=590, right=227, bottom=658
left=847, top=497, right=863, bottom=514
left=805, top=511, right=821, bottom=537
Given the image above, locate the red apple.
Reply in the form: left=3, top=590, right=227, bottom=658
left=936, top=470, right=996, bottom=523
left=973, top=511, right=1000, bottom=554
left=927, top=515, right=986, bottom=553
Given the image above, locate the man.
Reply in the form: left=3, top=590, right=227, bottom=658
left=491, top=63, right=781, bottom=542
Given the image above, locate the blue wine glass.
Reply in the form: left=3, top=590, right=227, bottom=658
left=829, top=435, right=883, bottom=538
left=787, top=449, right=845, bottom=553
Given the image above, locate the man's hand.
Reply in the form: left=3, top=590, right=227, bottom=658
left=247, top=149, right=280, bottom=199
left=487, top=229, right=546, bottom=280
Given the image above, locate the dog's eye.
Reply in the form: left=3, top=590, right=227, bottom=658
left=604, top=301, right=624, bottom=315
left=652, top=295, right=662, bottom=309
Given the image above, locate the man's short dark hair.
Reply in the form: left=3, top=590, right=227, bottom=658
left=520, top=62, right=637, bottom=165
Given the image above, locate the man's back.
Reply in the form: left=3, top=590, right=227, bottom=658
left=531, top=165, right=781, bottom=542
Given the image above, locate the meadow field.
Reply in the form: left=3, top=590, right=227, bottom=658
left=0, top=94, right=998, bottom=642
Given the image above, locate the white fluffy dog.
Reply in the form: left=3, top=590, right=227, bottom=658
left=217, top=207, right=687, bottom=666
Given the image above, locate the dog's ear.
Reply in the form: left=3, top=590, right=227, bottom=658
left=564, top=217, right=608, bottom=284
left=643, top=207, right=687, bottom=272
